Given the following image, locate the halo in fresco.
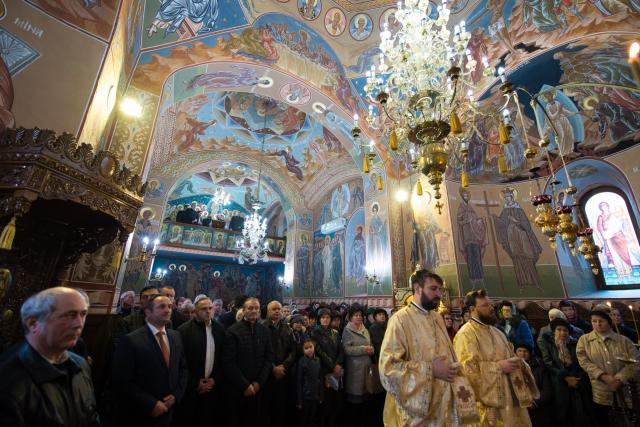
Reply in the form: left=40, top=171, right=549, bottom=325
left=280, top=82, right=312, bottom=105
left=0, top=1, right=6, bottom=20
left=449, top=0, right=469, bottom=14
left=349, top=13, right=373, bottom=41
left=298, top=0, right=322, bottom=21
left=379, top=8, right=402, bottom=36
left=324, top=7, right=346, bottom=37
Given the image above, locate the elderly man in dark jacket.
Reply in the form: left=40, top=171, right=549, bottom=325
left=0, top=287, right=99, bottom=427
left=224, top=297, right=274, bottom=427
left=262, top=300, right=295, bottom=427
left=177, top=296, right=226, bottom=427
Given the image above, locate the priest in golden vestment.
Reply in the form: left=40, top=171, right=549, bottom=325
left=379, top=270, right=479, bottom=427
left=454, top=289, right=539, bottom=427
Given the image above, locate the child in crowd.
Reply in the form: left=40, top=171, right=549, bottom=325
left=297, top=339, right=322, bottom=427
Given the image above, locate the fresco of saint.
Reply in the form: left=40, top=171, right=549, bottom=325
left=493, top=187, right=543, bottom=291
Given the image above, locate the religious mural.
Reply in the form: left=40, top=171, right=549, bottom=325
left=324, top=7, right=346, bottom=36
left=540, top=157, right=640, bottom=293
left=366, top=200, right=392, bottom=295
left=447, top=180, right=565, bottom=298
left=142, top=0, right=247, bottom=49
left=295, top=233, right=312, bottom=295
left=312, top=230, right=344, bottom=297
left=404, top=177, right=459, bottom=293
left=345, top=207, right=366, bottom=296
left=145, top=82, right=350, bottom=186
left=585, top=191, right=640, bottom=286
left=456, top=34, right=640, bottom=184
left=493, top=186, right=544, bottom=293
left=130, top=13, right=362, bottom=115
left=152, top=256, right=285, bottom=304
left=108, top=86, right=159, bottom=171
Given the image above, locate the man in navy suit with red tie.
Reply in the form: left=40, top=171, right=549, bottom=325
left=112, top=294, right=188, bottom=427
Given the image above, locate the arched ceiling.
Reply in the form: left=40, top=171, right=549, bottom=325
left=165, top=162, right=286, bottom=219
left=101, top=0, right=639, bottom=200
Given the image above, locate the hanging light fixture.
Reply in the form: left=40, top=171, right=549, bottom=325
left=237, top=99, right=273, bottom=265
left=211, top=187, right=230, bottom=214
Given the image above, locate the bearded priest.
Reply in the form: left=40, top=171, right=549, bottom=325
left=454, top=289, right=539, bottom=426
left=379, top=270, right=479, bottom=426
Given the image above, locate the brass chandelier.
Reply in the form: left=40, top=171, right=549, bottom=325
left=353, top=0, right=640, bottom=274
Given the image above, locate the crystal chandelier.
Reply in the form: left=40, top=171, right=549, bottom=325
left=211, top=187, right=230, bottom=213
left=237, top=201, right=269, bottom=265
left=236, top=99, right=274, bottom=265
left=359, top=0, right=488, bottom=213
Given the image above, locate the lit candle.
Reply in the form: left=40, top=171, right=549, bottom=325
left=353, top=113, right=359, bottom=127
left=142, top=236, right=149, bottom=253
left=629, top=304, right=640, bottom=346
left=629, top=42, right=640, bottom=87
left=152, top=238, right=159, bottom=255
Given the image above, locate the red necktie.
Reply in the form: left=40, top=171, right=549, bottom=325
left=156, top=331, right=170, bottom=367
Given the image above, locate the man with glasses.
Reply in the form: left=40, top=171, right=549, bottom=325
left=454, top=289, right=539, bottom=427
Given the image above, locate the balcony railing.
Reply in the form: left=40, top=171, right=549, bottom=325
left=159, top=221, right=286, bottom=257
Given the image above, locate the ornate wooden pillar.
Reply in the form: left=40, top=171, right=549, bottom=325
left=0, top=128, right=145, bottom=345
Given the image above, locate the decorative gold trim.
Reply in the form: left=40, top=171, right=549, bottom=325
left=331, top=0, right=396, bottom=12
left=0, top=128, right=145, bottom=231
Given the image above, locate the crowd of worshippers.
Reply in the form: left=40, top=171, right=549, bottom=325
left=166, top=201, right=246, bottom=231
left=1, top=273, right=639, bottom=427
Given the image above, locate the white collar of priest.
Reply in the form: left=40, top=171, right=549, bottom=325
left=411, top=301, right=431, bottom=314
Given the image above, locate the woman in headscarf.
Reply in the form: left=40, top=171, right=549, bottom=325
left=545, top=318, right=595, bottom=426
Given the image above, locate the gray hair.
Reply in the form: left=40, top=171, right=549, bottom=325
left=180, top=302, right=195, bottom=312
left=21, top=287, right=89, bottom=332
left=119, top=290, right=135, bottom=302
left=548, top=308, right=566, bottom=321
left=194, top=294, right=209, bottom=305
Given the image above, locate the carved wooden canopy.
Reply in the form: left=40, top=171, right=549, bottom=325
left=0, top=128, right=146, bottom=233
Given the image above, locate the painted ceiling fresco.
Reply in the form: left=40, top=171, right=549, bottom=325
left=91, top=0, right=637, bottom=200
left=165, top=163, right=283, bottom=216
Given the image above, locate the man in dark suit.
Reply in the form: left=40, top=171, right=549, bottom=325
left=182, top=202, right=199, bottom=225
left=229, top=211, right=245, bottom=231
left=224, top=297, right=273, bottom=427
left=112, top=294, right=188, bottom=427
left=177, top=297, right=226, bottom=427
left=159, top=285, right=186, bottom=329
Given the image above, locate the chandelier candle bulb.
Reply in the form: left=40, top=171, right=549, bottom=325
left=416, top=179, right=423, bottom=196
left=499, top=123, right=511, bottom=145
left=389, top=129, right=399, bottom=151
left=629, top=42, right=640, bottom=87
left=377, top=175, right=383, bottom=191
left=461, top=171, right=469, bottom=188
left=498, top=154, right=508, bottom=174
left=450, top=111, right=463, bottom=135
left=363, top=155, right=370, bottom=173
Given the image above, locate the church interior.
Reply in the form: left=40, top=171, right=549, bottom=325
left=0, top=0, right=639, bottom=424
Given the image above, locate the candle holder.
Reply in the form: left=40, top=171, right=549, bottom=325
left=532, top=195, right=559, bottom=248
left=557, top=206, right=579, bottom=255
left=126, top=237, right=159, bottom=263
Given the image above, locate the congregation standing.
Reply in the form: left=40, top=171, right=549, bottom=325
left=1, top=276, right=639, bottom=426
